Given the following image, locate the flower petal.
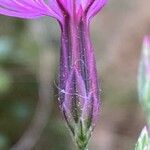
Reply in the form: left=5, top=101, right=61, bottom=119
left=87, top=0, right=107, bottom=19
left=0, top=0, right=62, bottom=20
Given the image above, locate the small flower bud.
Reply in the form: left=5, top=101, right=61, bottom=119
left=135, top=126, right=150, bottom=150
left=138, top=36, right=150, bottom=123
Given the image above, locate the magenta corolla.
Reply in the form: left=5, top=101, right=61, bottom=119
left=0, top=0, right=107, bottom=149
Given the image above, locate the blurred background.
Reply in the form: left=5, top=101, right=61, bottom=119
left=0, top=0, right=150, bottom=150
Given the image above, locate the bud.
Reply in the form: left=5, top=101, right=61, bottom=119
left=138, top=36, right=150, bottom=123
left=135, top=126, right=150, bottom=150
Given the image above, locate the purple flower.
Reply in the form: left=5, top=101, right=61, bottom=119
left=0, top=0, right=107, bottom=149
left=138, top=36, right=150, bottom=123
left=142, top=36, right=150, bottom=80
left=139, top=36, right=150, bottom=94
left=0, top=0, right=106, bottom=21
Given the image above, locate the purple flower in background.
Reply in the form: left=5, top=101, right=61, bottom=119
left=0, top=0, right=107, bottom=149
left=138, top=36, right=150, bottom=124
left=143, top=36, right=150, bottom=80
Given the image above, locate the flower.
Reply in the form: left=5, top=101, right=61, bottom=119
left=136, top=36, right=150, bottom=150
left=0, top=0, right=106, bottom=21
left=0, top=0, right=107, bottom=149
left=138, top=36, right=150, bottom=123
left=142, top=36, right=150, bottom=80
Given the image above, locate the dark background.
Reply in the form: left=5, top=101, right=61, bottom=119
left=0, top=0, right=150, bottom=149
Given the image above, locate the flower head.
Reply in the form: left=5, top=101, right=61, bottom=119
left=0, top=0, right=107, bottom=149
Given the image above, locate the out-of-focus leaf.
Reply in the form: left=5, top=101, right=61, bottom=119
left=0, top=37, right=13, bottom=60
left=10, top=102, right=31, bottom=121
left=0, top=134, right=10, bottom=150
left=0, top=69, right=12, bottom=94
